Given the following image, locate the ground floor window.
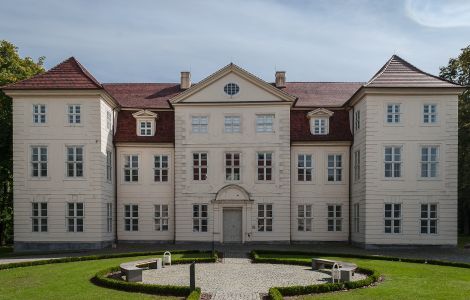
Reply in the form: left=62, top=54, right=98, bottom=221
left=258, top=204, right=273, bottom=232
left=297, top=204, right=312, bottom=231
left=420, top=203, right=437, bottom=234
left=32, top=202, right=47, bottom=232
left=193, top=204, right=208, bottom=232
left=353, top=203, right=360, bottom=233
left=327, top=205, right=342, bottom=231
left=384, top=203, right=401, bottom=233
left=155, top=204, right=169, bottom=231
left=106, top=203, right=112, bottom=233
left=67, top=202, right=84, bottom=232
left=124, top=204, right=139, bottom=231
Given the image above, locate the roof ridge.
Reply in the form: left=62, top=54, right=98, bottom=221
left=365, top=55, right=395, bottom=86
left=69, top=57, right=102, bottom=88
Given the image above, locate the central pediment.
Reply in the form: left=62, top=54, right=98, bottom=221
left=214, top=184, right=251, bottom=202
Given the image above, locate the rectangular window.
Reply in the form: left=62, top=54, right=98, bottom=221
left=313, top=118, right=328, bottom=135
left=225, top=153, right=240, bottom=181
left=192, top=204, right=208, bottom=232
left=420, top=204, right=438, bottom=234
left=257, top=152, right=273, bottom=181
left=124, top=155, right=139, bottom=182
left=124, top=204, right=138, bottom=231
left=327, top=205, right=342, bottom=231
left=33, top=104, right=46, bottom=124
left=386, top=104, right=401, bottom=123
left=353, top=203, right=360, bottom=233
left=67, top=203, right=84, bottom=232
left=421, top=146, right=439, bottom=178
left=106, top=151, right=112, bottom=182
left=68, top=105, right=81, bottom=124
left=355, top=110, right=360, bottom=131
left=384, top=147, right=402, bottom=178
left=256, top=114, right=274, bottom=132
left=154, top=155, right=169, bottom=182
left=384, top=203, right=401, bottom=234
left=224, top=116, right=241, bottom=133
left=297, top=204, right=312, bottom=232
left=193, top=153, right=208, bottom=181
left=423, top=104, right=437, bottom=124
left=297, top=154, right=312, bottom=182
left=31, top=146, right=48, bottom=177
left=154, top=204, right=169, bottom=231
left=258, top=204, right=273, bottom=232
left=106, top=203, right=113, bottom=233
left=354, top=150, right=360, bottom=181
left=192, top=116, right=208, bottom=133
left=139, top=121, right=152, bottom=136
left=327, top=154, right=342, bottom=182
left=106, top=111, right=112, bottom=130
left=32, top=202, right=47, bottom=232
left=66, top=146, right=84, bottom=177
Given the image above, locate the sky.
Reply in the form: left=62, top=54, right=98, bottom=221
left=1, top=0, right=469, bottom=83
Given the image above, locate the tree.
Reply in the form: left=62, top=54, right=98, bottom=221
left=0, top=41, right=45, bottom=245
left=440, top=45, right=470, bottom=235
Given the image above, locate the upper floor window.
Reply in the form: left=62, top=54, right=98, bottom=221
left=32, top=202, right=47, bottom=232
left=225, top=153, right=240, bottom=181
left=224, top=116, right=241, bottom=133
left=297, top=204, right=312, bottom=232
left=106, top=203, right=113, bottom=233
left=124, top=155, right=139, bottom=182
left=421, top=146, right=439, bottom=178
left=106, top=151, right=112, bottom=182
left=423, top=104, right=437, bottom=124
left=192, top=204, right=208, bottom=232
left=327, top=205, right=342, bottom=231
left=193, top=153, right=208, bottom=181
left=327, top=154, right=342, bottom=182
left=132, top=110, right=158, bottom=136
left=124, top=204, right=138, bottom=231
left=355, top=110, right=361, bottom=131
left=257, top=204, right=273, bottom=232
left=33, top=104, right=46, bottom=124
left=31, top=146, right=47, bottom=177
left=257, top=152, right=273, bottom=181
left=192, top=116, right=208, bottom=133
left=139, top=120, right=153, bottom=136
left=67, top=202, right=84, bottom=232
left=386, top=104, right=401, bottom=123
left=106, top=111, right=112, bottom=130
left=384, top=146, right=402, bottom=178
left=420, top=204, right=437, bottom=234
left=256, top=114, right=274, bottom=133
left=154, top=155, right=169, bottom=182
left=307, top=108, right=334, bottom=136
left=155, top=204, right=169, bottom=231
left=66, top=146, right=83, bottom=177
left=313, top=118, right=328, bottom=135
left=384, top=203, right=401, bottom=234
left=68, top=105, right=81, bottom=124
left=297, top=154, right=312, bottom=182
left=354, top=150, right=360, bottom=181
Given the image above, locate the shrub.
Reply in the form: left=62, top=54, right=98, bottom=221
left=186, top=288, right=202, bottom=300
left=268, top=287, right=283, bottom=300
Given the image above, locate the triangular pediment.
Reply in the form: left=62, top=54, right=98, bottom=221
left=132, top=109, right=158, bottom=119
left=306, top=108, right=334, bottom=119
left=170, top=63, right=296, bottom=104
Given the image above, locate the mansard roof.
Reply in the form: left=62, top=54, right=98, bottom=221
left=2, top=57, right=102, bottom=90
left=114, top=110, right=174, bottom=143
left=291, top=109, right=352, bottom=142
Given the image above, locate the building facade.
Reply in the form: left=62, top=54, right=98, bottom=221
left=2, top=55, right=462, bottom=251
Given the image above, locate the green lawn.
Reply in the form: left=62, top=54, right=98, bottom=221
left=258, top=253, right=470, bottom=300
left=0, top=252, right=210, bottom=300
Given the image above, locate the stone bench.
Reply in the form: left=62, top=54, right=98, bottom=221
left=312, top=258, right=339, bottom=270
left=120, top=258, right=162, bottom=282
left=312, top=258, right=357, bottom=282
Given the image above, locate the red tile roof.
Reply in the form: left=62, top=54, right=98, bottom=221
left=285, top=82, right=363, bottom=107
left=103, top=83, right=180, bottom=109
left=2, top=57, right=101, bottom=90
left=366, top=55, right=459, bottom=88
left=114, top=110, right=174, bottom=143
left=290, top=110, right=352, bottom=142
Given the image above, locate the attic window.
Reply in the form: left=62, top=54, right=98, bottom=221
left=132, top=110, right=158, bottom=137
left=306, top=108, right=334, bottom=136
left=224, top=83, right=239, bottom=96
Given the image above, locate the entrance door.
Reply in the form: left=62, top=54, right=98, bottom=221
left=223, top=208, right=242, bottom=243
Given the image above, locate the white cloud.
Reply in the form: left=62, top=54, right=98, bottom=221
left=405, top=0, right=470, bottom=28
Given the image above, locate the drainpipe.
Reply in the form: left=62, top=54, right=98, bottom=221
left=348, top=106, right=354, bottom=245
left=113, top=108, right=118, bottom=246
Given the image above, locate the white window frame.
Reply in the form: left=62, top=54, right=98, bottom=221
left=297, top=204, right=312, bottom=232
left=106, top=203, right=113, bottom=233
left=138, top=120, right=153, bottom=136
left=384, top=203, right=401, bottom=234
left=32, top=202, right=48, bottom=232
left=192, top=116, right=208, bottom=133
left=297, top=154, right=313, bottom=182
left=106, top=151, right=112, bottom=182
left=327, top=205, right=342, bottom=232
left=327, top=154, right=342, bottom=182
left=154, top=155, right=169, bottom=182
left=386, top=103, right=401, bottom=124
left=353, top=203, right=360, bottom=233
left=256, top=114, right=274, bottom=133
left=67, top=202, right=84, bottom=232
left=257, top=204, right=273, bottom=232
left=106, top=111, right=112, bottom=130
left=124, top=155, right=139, bottom=182
left=192, top=204, right=208, bottom=232
left=32, top=104, right=46, bottom=124
left=225, top=152, right=241, bottom=181
left=193, top=152, right=208, bottom=181
left=384, top=146, right=402, bottom=178
left=124, top=204, right=139, bottom=231
left=257, top=152, right=273, bottom=181
left=420, top=146, right=439, bottom=178
left=224, top=116, right=241, bottom=133
left=355, top=110, right=360, bottom=131
left=31, top=146, right=48, bottom=178
left=312, top=118, right=328, bottom=135
left=154, top=204, right=169, bottom=231
left=422, top=104, right=438, bottom=124
left=66, top=146, right=84, bottom=178
left=354, top=150, right=361, bottom=182
left=68, top=104, right=81, bottom=124
left=420, top=203, right=438, bottom=234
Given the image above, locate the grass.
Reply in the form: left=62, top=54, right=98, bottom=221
left=458, top=235, right=470, bottom=248
left=0, top=252, right=211, bottom=300
left=257, top=253, right=470, bottom=300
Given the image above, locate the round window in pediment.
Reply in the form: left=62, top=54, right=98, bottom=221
left=224, top=83, right=240, bottom=96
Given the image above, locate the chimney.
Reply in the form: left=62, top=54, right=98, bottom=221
left=180, top=71, right=191, bottom=89
left=275, top=71, right=286, bottom=88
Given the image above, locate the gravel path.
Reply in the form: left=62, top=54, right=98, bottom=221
left=142, top=257, right=366, bottom=299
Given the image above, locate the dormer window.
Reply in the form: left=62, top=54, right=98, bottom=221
left=306, top=108, right=334, bottom=136
left=132, top=110, right=158, bottom=137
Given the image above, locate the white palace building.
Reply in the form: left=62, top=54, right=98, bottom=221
left=2, top=55, right=463, bottom=251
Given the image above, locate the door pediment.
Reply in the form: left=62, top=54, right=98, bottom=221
left=214, top=184, right=251, bottom=202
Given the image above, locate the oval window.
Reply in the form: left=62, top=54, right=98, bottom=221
left=224, top=83, right=240, bottom=96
